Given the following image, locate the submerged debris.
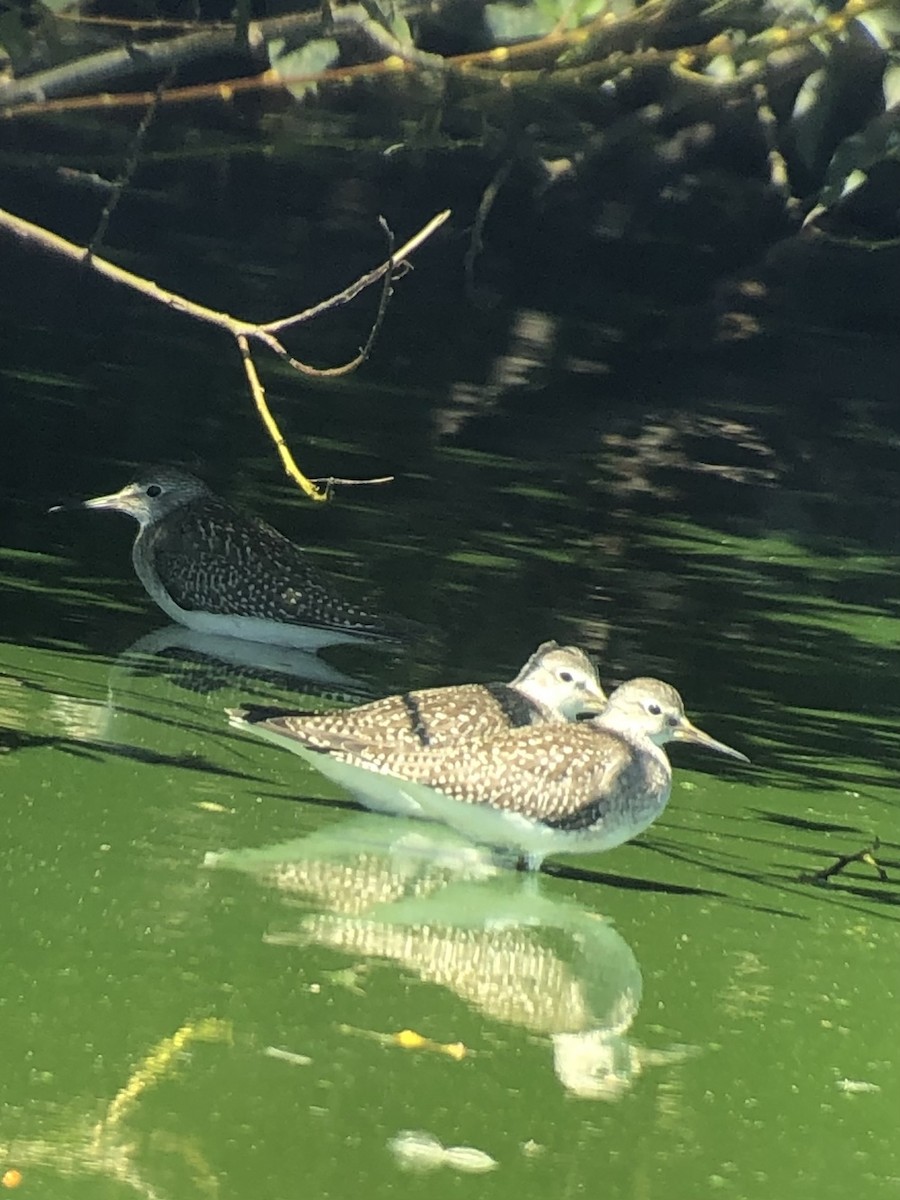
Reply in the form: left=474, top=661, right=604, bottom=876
left=805, top=839, right=888, bottom=885
left=338, top=1023, right=468, bottom=1060
left=836, top=1078, right=881, bottom=1095
left=388, top=1130, right=498, bottom=1173
left=264, top=1046, right=313, bottom=1067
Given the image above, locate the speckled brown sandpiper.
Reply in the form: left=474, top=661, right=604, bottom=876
left=51, top=466, right=405, bottom=650
left=233, top=640, right=606, bottom=752
left=230, top=677, right=748, bottom=867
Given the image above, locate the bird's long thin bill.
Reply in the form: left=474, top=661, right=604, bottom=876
left=81, top=490, right=128, bottom=510
left=48, top=496, right=110, bottom=514
left=674, top=722, right=749, bottom=763
left=582, top=683, right=608, bottom=711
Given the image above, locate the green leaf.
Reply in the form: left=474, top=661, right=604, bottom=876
left=485, top=0, right=606, bottom=44
left=484, top=1, right=554, bottom=44
left=389, top=11, right=412, bottom=48
left=267, top=37, right=340, bottom=100
left=0, top=9, right=32, bottom=67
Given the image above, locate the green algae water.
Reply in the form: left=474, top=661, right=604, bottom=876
left=2, top=180, right=900, bottom=1199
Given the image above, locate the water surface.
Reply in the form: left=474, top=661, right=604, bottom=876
left=1, top=170, right=899, bottom=1200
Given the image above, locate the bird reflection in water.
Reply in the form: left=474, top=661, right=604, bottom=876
left=65, top=624, right=379, bottom=760
left=205, top=814, right=693, bottom=1100
left=112, top=625, right=375, bottom=706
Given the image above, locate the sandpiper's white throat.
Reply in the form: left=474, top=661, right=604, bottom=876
left=231, top=677, right=749, bottom=868
left=51, top=467, right=408, bottom=650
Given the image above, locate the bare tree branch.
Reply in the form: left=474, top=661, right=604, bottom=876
left=0, top=203, right=450, bottom=500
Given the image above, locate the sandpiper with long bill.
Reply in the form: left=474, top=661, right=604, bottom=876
left=230, top=676, right=749, bottom=867
left=51, top=467, right=408, bottom=650
left=233, top=639, right=606, bottom=751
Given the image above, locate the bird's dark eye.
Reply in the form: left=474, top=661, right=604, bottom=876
left=559, top=671, right=574, bottom=683
left=648, top=703, right=662, bottom=716
left=146, top=484, right=162, bottom=498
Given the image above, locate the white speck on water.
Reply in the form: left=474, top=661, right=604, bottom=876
left=389, top=1130, right=498, bottom=1173
left=521, top=1139, right=545, bottom=1157
left=443, top=1145, right=498, bottom=1173
left=836, top=1078, right=881, bottom=1095
left=264, top=1046, right=312, bottom=1067
left=389, top=1131, right=444, bottom=1171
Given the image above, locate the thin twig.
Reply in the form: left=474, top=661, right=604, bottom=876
left=236, top=332, right=321, bottom=498
left=805, top=839, right=888, bottom=885
left=357, top=215, right=396, bottom=360
left=310, top=475, right=394, bottom=484
left=0, top=2, right=437, bottom=110
left=262, top=209, right=445, bottom=335
left=0, top=0, right=877, bottom=120
left=0, top=203, right=450, bottom=499
left=464, top=154, right=514, bottom=305
left=87, top=68, right=176, bottom=260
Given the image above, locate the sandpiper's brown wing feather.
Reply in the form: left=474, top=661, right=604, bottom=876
left=145, top=495, right=392, bottom=636
left=327, top=722, right=639, bottom=825
left=251, top=683, right=543, bottom=750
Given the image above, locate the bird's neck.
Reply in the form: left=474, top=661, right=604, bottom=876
left=131, top=525, right=173, bottom=608
left=599, top=713, right=668, bottom=765
left=512, top=679, right=548, bottom=709
left=506, top=681, right=553, bottom=720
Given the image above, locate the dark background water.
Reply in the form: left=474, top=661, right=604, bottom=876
left=2, top=38, right=900, bottom=1197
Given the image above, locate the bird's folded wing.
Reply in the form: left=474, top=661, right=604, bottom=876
left=350, top=726, right=632, bottom=824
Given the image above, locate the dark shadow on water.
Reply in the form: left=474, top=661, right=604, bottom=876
left=642, top=835, right=900, bottom=923
left=0, top=725, right=268, bottom=782
left=771, top=866, right=900, bottom=908
left=91, top=740, right=264, bottom=779
left=751, top=809, right=866, bottom=835
left=256, top=788, right=807, bottom=917
left=540, top=859, right=721, bottom=897
left=263, top=788, right=365, bottom=813
left=547, top=852, right=807, bottom=920
left=1, top=728, right=106, bottom=758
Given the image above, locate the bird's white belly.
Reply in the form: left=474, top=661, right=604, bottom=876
left=139, top=572, right=374, bottom=650
left=235, top=722, right=429, bottom=817
left=233, top=716, right=674, bottom=868
left=293, top=748, right=671, bottom=868
left=407, top=787, right=668, bottom=864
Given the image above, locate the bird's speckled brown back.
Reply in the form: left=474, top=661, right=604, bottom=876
left=259, top=682, right=545, bottom=751
left=140, top=492, right=391, bottom=634
left=314, top=721, right=670, bottom=826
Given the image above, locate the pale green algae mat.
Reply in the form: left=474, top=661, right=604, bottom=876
left=0, top=518, right=898, bottom=1200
